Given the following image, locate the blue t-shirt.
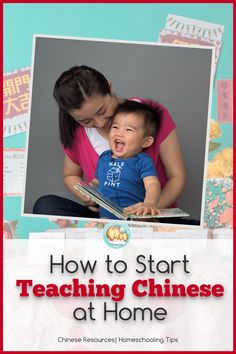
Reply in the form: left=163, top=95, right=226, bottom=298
left=96, top=150, right=157, bottom=219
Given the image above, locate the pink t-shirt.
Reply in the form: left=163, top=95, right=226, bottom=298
left=64, top=98, right=176, bottom=190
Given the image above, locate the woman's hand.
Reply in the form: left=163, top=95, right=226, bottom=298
left=124, top=202, right=159, bottom=216
left=63, top=155, right=98, bottom=209
left=87, top=178, right=99, bottom=212
left=158, top=129, right=186, bottom=209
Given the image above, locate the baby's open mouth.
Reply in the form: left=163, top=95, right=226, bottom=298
left=115, top=139, right=125, bottom=152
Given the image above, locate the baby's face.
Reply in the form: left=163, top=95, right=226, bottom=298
left=109, top=112, right=147, bottom=159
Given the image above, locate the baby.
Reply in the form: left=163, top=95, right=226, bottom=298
left=93, top=100, right=161, bottom=219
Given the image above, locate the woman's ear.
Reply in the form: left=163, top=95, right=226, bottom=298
left=142, top=136, right=154, bottom=148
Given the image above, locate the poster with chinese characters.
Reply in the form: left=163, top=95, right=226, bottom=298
left=3, top=68, right=30, bottom=137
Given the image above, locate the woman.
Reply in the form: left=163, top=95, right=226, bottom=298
left=33, top=65, right=186, bottom=218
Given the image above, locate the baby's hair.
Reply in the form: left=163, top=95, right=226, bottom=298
left=113, top=100, right=162, bottom=137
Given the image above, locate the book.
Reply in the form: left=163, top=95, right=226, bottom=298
left=74, top=182, right=190, bottom=220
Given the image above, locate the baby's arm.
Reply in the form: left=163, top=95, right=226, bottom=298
left=124, top=176, right=161, bottom=216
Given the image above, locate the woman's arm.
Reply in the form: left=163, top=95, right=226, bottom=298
left=157, top=129, right=186, bottom=209
left=63, top=154, right=97, bottom=208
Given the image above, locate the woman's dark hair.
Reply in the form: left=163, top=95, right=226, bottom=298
left=113, top=100, right=162, bottom=138
left=53, top=66, right=111, bottom=148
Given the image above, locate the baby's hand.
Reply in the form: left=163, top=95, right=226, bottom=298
left=123, top=202, right=160, bottom=216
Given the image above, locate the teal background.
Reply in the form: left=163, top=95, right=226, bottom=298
left=4, top=4, right=233, bottom=238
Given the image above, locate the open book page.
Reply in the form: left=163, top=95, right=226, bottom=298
left=75, top=183, right=126, bottom=219
left=74, top=183, right=190, bottom=220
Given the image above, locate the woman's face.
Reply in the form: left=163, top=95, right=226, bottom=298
left=69, top=94, right=118, bottom=131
